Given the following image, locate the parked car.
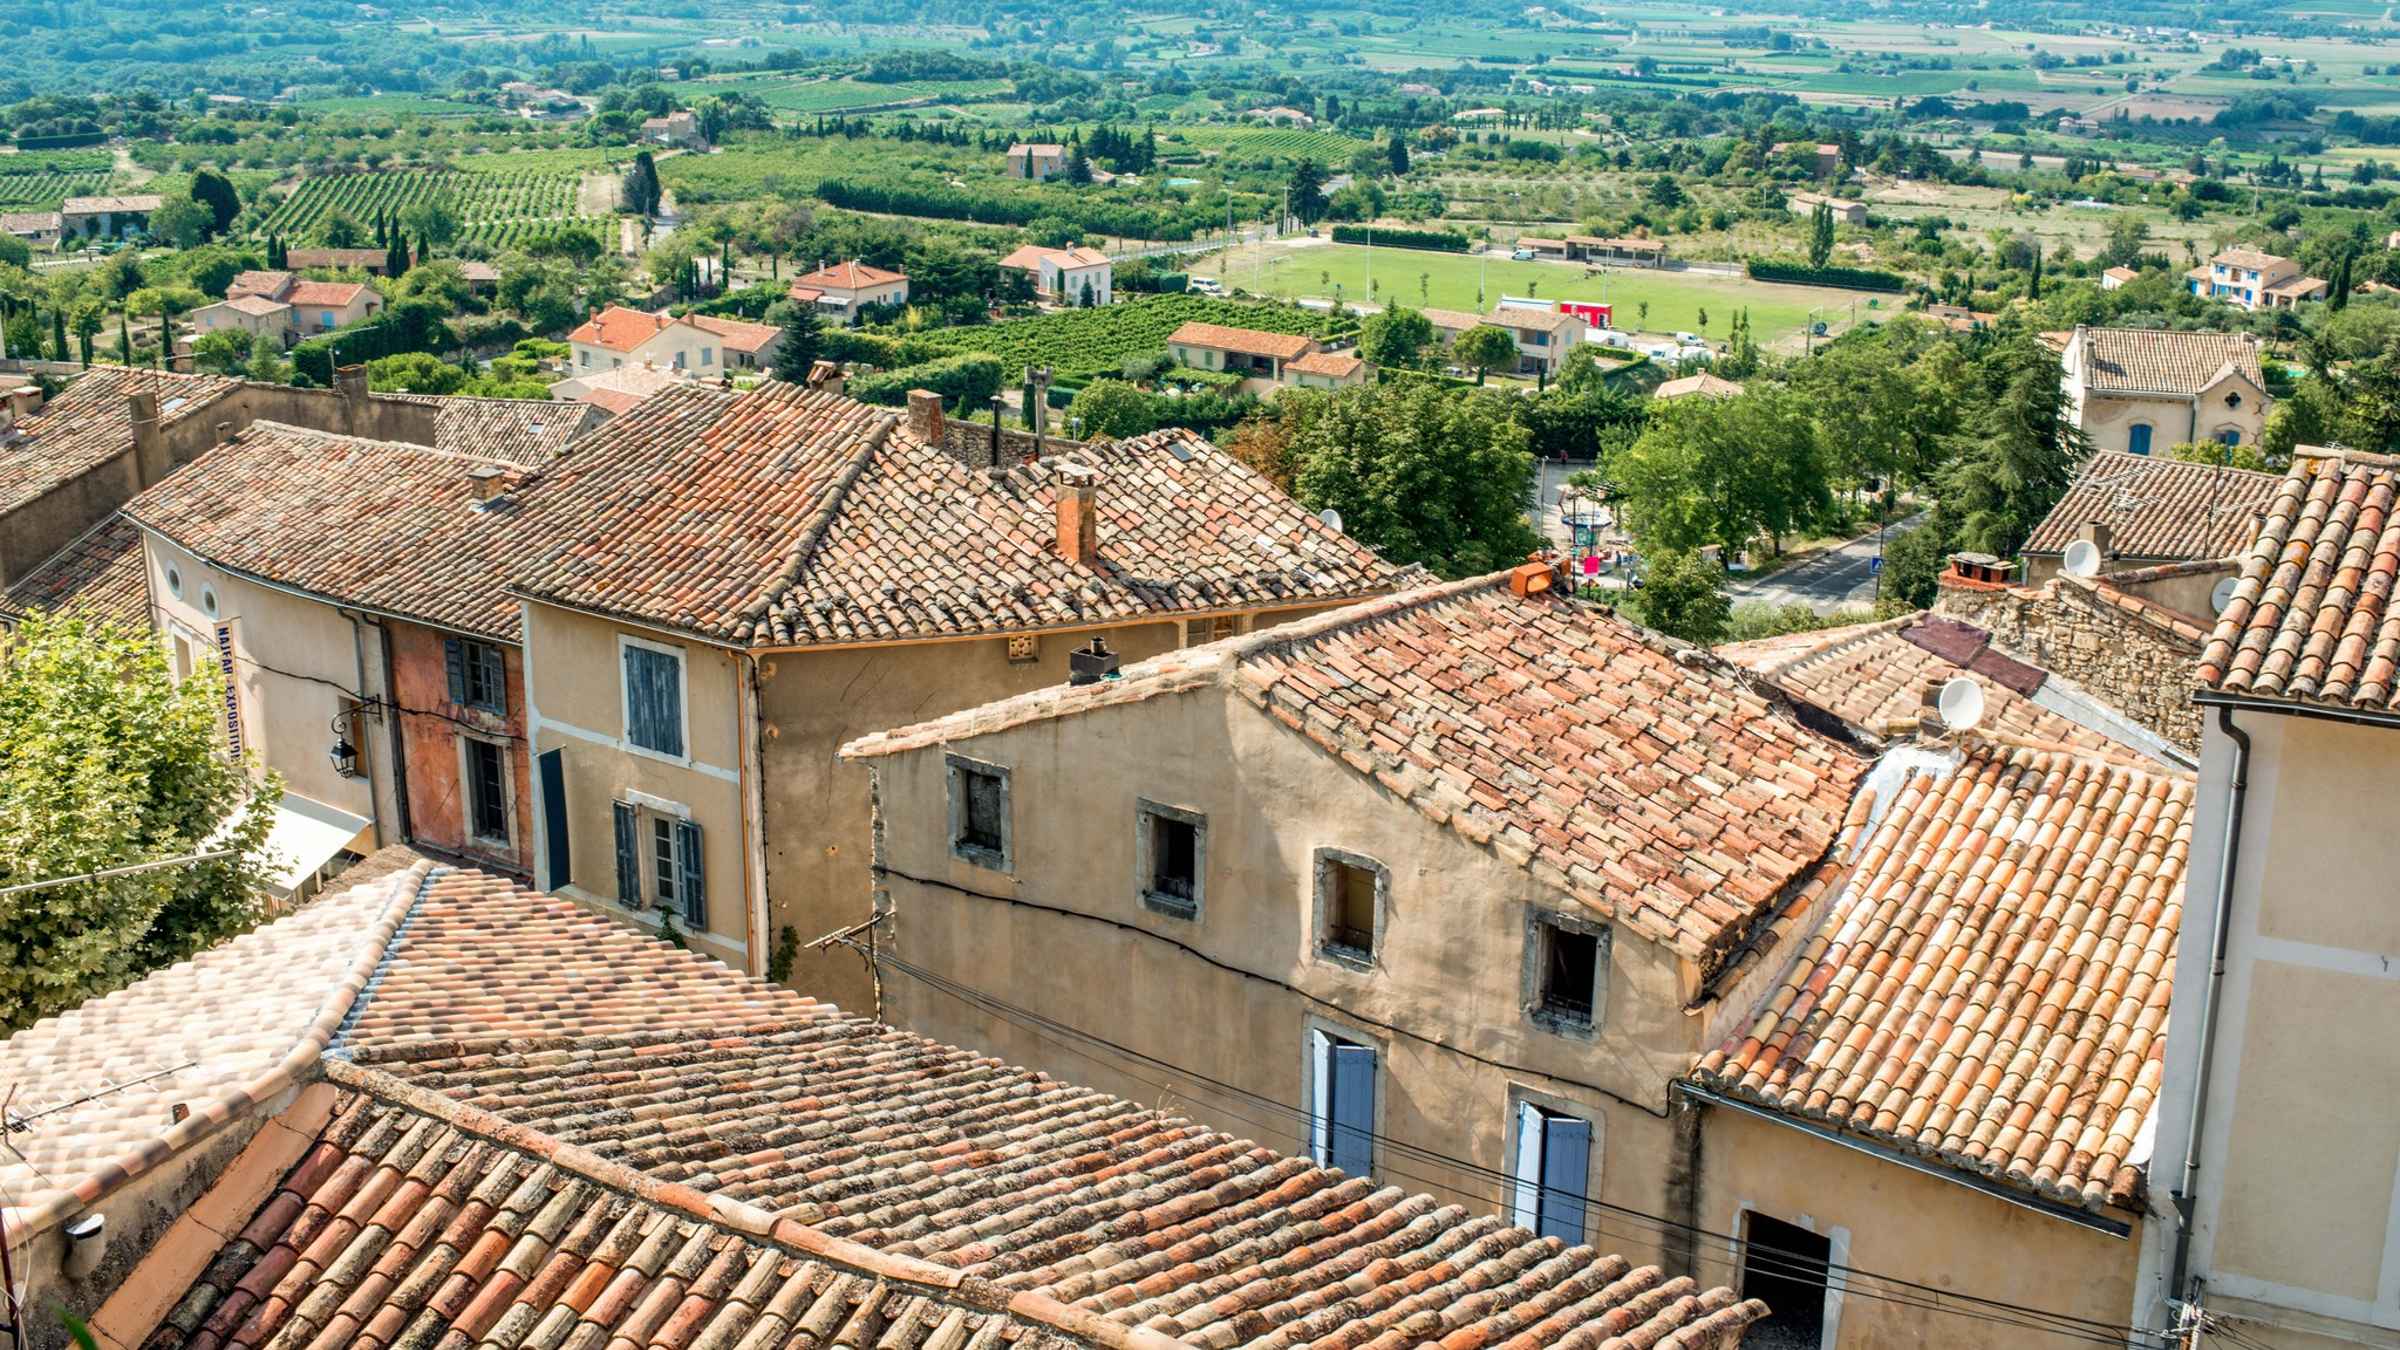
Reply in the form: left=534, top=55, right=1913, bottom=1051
left=1510, top=247, right=1536, bottom=261
left=1673, top=331, right=1701, bottom=345
left=1188, top=276, right=1224, bottom=295
left=1593, top=329, right=1635, bottom=349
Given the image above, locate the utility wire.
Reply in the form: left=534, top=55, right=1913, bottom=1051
left=866, top=945, right=2177, bottom=1349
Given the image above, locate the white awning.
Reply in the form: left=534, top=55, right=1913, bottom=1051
left=259, top=793, right=374, bottom=894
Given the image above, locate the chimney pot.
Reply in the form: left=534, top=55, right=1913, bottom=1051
left=466, top=464, right=516, bottom=504
left=7, top=384, right=40, bottom=418
left=1068, top=636, right=1119, bottom=686
left=905, top=388, right=944, bottom=444
left=1056, top=470, right=1099, bottom=567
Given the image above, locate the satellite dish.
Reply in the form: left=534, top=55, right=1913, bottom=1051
left=2211, top=576, right=2239, bottom=616
left=1319, top=507, right=1345, bottom=533
left=1936, top=676, right=1987, bottom=733
left=2061, top=538, right=2102, bottom=579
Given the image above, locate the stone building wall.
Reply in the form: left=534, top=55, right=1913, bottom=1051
left=1934, top=568, right=2209, bottom=752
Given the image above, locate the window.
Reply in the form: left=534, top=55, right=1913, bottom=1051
left=1525, top=910, right=1609, bottom=1034
left=1308, top=1029, right=1377, bottom=1178
left=1510, top=1100, right=1594, bottom=1244
left=673, top=350, right=687, bottom=369
left=701, top=347, right=715, bottom=366
left=200, top=584, right=219, bottom=618
left=579, top=349, right=592, bottom=368
left=947, top=754, right=1011, bottom=871
left=620, top=638, right=686, bottom=759
left=613, top=801, right=705, bottom=926
left=165, top=564, right=183, bottom=599
left=2126, top=423, right=2153, bottom=456
left=1137, top=799, right=1205, bottom=919
left=444, top=637, right=508, bottom=715
left=1183, top=615, right=1241, bottom=647
left=464, top=737, right=509, bottom=844
left=1740, top=1212, right=1834, bottom=1348
left=2217, top=427, right=2243, bottom=446
left=1314, top=848, right=1385, bottom=965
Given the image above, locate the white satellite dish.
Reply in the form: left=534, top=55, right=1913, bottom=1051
left=1936, top=676, right=1987, bottom=733
left=1319, top=507, right=1344, bottom=533
left=2211, top=576, right=2239, bottom=616
left=2061, top=538, right=2102, bottom=579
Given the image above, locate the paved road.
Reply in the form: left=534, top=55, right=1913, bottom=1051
left=1730, top=514, right=1923, bottom=616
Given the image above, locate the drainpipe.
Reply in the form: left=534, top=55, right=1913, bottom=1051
left=2168, top=703, right=2251, bottom=1308
left=370, top=614, right=413, bottom=851
left=338, top=608, right=387, bottom=850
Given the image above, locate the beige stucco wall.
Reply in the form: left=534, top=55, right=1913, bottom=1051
left=142, top=533, right=392, bottom=845
left=1695, top=1106, right=2143, bottom=1349
left=2068, top=365, right=2268, bottom=455
left=572, top=322, right=720, bottom=377
left=859, top=675, right=1719, bottom=1263
left=522, top=598, right=751, bottom=970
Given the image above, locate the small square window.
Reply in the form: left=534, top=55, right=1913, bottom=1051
left=1137, top=799, right=1205, bottom=919
left=1314, top=848, right=1385, bottom=966
left=1525, top=911, right=1609, bottom=1034
left=947, top=754, right=1011, bottom=871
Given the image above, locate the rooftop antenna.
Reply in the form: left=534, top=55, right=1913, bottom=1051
left=2061, top=538, right=2102, bottom=579
left=1935, top=676, right=1987, bottom=734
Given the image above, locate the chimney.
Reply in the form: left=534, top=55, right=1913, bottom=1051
left=1068, top=636, right=1120, bottom=686
left=905, top=388, right=944, bottom=444
left=1508, top=557, right=1560, bottom=598
left=1056, top=468, right=1098, bottom=567
left=2078, top=520, right=2113, bottom=560
left=466, top=464, right=519, bottom=504
left=214, top=420, right=233, bottom=446
left=7, top=385, right=41, bottom=418
left=333, top=362, right=369, bottom=409
left=806, top=359, right=845, bottom=396
left=128, top=389, right=164, bottom=487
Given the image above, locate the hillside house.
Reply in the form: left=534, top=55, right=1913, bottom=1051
left=282, top=246, right=399, bottom=274
left=640, top=109, right=707, bottom=149
left=2060, top=325, right=2272, bottom=454
left=998, top=244, right=1115, bottom=305
left=1004, top=142, right=1068, bottom=180
left=1482, top=305, right=1590, bottom=377
left=547, top=359, right=694, bottom=414
left=2103, top=265, right=2140, bottom=289
left=189, top=271, right=384, bottom=344
left=1283, top=349, right=1371, bottom=389
left=1, top=211, right=60, bottom=246
left=60, top=194, right=162, bottom=239
left=787, top=258, right=910, bottom=321
left=689, top=312, right=783, bottom=370
left=565, top=305, right=729, bottom=376
left=1787, top=191, right=1868, bottom=225
left=1653, top=371, right=1745, bottom=401
left=1165, top=321, right=1322, bottom=389
left=2187, top=247, right=2328, bottom=311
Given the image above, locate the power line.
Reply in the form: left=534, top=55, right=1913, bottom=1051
left=861, top=945, right=2176, bottom=1349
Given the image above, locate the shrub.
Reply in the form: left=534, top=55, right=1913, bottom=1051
left=848, top=352, right=1005, bottom=410
left=1744, top=259, right=1907, bottom=292
left=1330, top=224, right=1470, bottom=252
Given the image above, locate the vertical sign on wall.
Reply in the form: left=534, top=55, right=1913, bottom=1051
left=215, top=622, right=243, bottom=756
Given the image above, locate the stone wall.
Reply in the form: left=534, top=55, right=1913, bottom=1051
left=1934, top=570, right=2208, bottom=752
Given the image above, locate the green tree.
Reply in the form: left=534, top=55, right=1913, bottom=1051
left=399, top=199, right=461, bottom=249
left=191, top=329, right=250, bottom=374
left=148, top=195, right=213, bottom=249
left=190, top=170, right=240, bottom=237
left=364, top=351, right=469, bottom=394
left=1938, top=328, right=2086, bottom=556
left=2101, top=212, right=2149, bottom=268
left=245, top=331, right=289, bottom=385
left=774, top=302, right=824, bottom=381
left=1067, top=378, right=1160, bottom=438
left=1807, top=200, right=1835, bottom=269
left=1614, top=387, right=1829, bottom=558
left=1359, top=305, right=1435, bottom=368
left=321, top=211, right=366, bottom=248
left=1289, top=159, right=1329, bottom=224
left=1454, top=325, right=1520, bottom=384
left=0, top=615, right=279, bottom=1032
left=1879, top=509, right=1956, bottom=609
left=1646, top=175, right=1687, bottom=209
left=1631, top=550, right=1730, bottom=644
left=1276, top=382, right=1544, bottom=576
left=624, top=151, right=664, bottom=219
left=1386, top=130, right=1410, bottom=177
left=2331, top=248, right=2355, bottom=311
left=0, top=234, right=28, bottom=270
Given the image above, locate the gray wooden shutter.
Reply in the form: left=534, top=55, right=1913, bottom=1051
left=612, top=801, right=639, bottom=906
left=675, top=819, right=705, bottom=928
left=1536, top=1114, right=1591, bottom=1244
left=1329, top=1043, right=1376, bottom=1179
left=445, top=637, right=467, bottom=705
left=479, top=643, right=507, bottom=715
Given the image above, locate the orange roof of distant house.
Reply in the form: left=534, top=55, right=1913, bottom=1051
left=283, top=280, right=375, bottom=308
left=566, top=305, right=684, bottom=352
left=227, top=269, right=294, bottom=299
left=689, top=313, right=780, bottom=353
left=220, top=294, right=290, bottom=317
left=790, top=259, right=908, bottom=290
left=1285, top=350, right=1365, bottom=378
left=1166, top=321, right=1316, bottom=361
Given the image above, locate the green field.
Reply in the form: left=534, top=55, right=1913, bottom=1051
left=909, top=293, right=1348, bottom=378
left=1215, top=242, right=1894, bottom=345
left=263, top=169, right=591, bottom=248
left=707, top=75, right=1014, bottom=114
left=0, top=171, right=110, bottom=210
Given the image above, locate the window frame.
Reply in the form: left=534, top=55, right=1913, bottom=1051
left=1135, top=797, right=1207, bottom=920
left=1506, top=1087, right=1600, bottom=1244
left=1311, top=847, right=1388, bottom=970
left=1303, top=1019, right=1383, bottom=1179
left=2125, top=422, right=2154, bottom=456
left=447, top=636, right=509, bottom=715
left=1522, top=906, right=1611, bottom=1037
left=1736, top=1209, right=1848, bottom=1350
left=617, top=635, right=691, bottom=764
left=459, top=733, right=514, bottom=849
left=946, top=752, right=1013, bottom=873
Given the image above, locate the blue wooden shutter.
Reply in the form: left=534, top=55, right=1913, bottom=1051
left=612, top=801, right=639, bottom=906
left=1536, top=1114, right=1591, bottom=1244
left=538, top=750, right=569, bottom=889
left=1329, top=1043, right=1376, bottom=1179
left=675, top=819, right=705, bottom=928
left=445, top=638, right=467, bottom=704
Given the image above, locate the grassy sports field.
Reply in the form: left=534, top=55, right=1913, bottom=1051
left=1207, top=241, right=1896, bottom=345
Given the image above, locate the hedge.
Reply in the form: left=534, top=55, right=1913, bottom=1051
left=1375, top=365, right=1476, bottom=390
left=848, top=352, right=1005, bottom=410
left=820, top=329, right=906, bottom=366
left=1744, top=259, right=1907, bottom=292
left=1331, top=225, right=1471, bottom=253
left=290, top=300, right=449, bottom=386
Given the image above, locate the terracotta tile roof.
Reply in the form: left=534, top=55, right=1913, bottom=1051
left=792, top=259, right=908, bottom=290
left=2103, top=266, right=2139, bottom=283
left=1720, top=612, right=2132, bottom=757
left=424, top=395, right=602, bottom=465
left=1283, top=350, right=1363, bottom=378
left=124, top=420, right=549, bottom=640
left=61, top=193, right=162, bottom=214
left=0, top=868, right=416, bottom=1233
left=225, top=270, right=294, bottom=300
left=2, top=510, right=149, bottom=628
left=2210, top=247, right=2288, bottom=270
left=689, top=312, right=781, bottom=353
left=1489, top=306, right=1584, bottom=333
left=2069, top=326, right=2264, bottom=395
left=999, top=243, right=1053, bottom=269
left=1694, top=740, right=2191, bottom=1213
left=0, top=367, right=242, bottom=516
left=505, top=382, right=1402, bottom=648
left=2021, top=449, right=2281, bottom=560
left=1165, top=322, right=1315, bottom=362
left=1652, top=372, right=1743, bottom=401
left=217, top=294, right=288, bottom=317
left=2197, top=447, right=2400, bottom=713
left=147, top=1079, right=1146, bottom=1350
left=284, top=247, right=389, bottom=270
left=850, top=572, right=1863, bottom=964
left=552, top=360, right=692, bottom=412
left=325, top=866, right=1764, bottom=1348
left=1420, top=308, right=1487, bottom=332
left=1564, top=236, right=1663, bottom=252
left=564, top=304, right=686, bottom=352
left=2263, top=275, right=2328, bottom=299
left=282, top=279, right=374, bottom=309
left=0, top=210, right=59, bottom=234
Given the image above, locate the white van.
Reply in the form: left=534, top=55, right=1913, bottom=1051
left=1188, top=276, right=1224, bottom=295
left=1673, top=331, right=1701, bottom=345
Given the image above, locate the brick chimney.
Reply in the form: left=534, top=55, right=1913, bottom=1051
left=806, top=359, right=845, bottom=396
left=905, top=388, right=944, bottom=444
left=128, top=389, right=164, bottom=488
left=466, top=464, right=520, bottom=504
left=1056, top=469, right=1099, bottom=567
left=2078, top=520, right=2113, bottom=560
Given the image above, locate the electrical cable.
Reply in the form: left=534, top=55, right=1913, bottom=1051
left=199, top=642, right=527, bottom=742
left=862, top=944, right=2179, bottom=1349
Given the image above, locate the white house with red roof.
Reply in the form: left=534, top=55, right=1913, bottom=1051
left=787, top=259, right=909, bottom=322
left=565, top=305, right=732, bottom=377
left=998, top=244, right=1114, bottom=305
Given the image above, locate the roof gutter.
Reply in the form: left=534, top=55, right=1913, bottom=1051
left=129, top=522, right=520, bottom=647
left=2169, top=703, right=2249, bottom=1307
left=2192, top=688, right=2400, bottom=733
left=1678, top=1083, right=2134, bottom=1238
